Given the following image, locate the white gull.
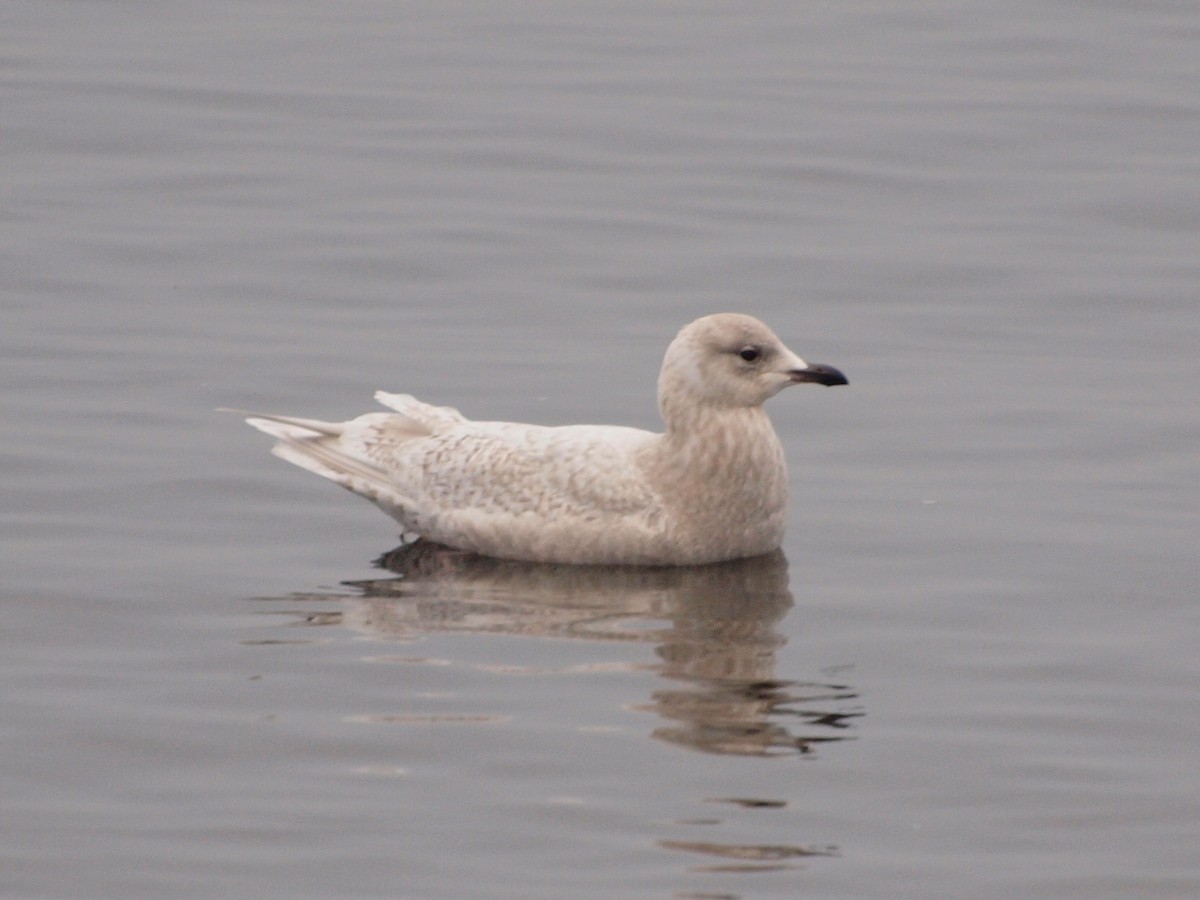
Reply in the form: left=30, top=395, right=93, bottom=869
left=236, top=313, right=846, bottom=565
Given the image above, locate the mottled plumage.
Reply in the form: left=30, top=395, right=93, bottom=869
left=237, top=313, right=846, bottom=565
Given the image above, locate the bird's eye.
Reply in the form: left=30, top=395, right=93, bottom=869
left=739, top=347, right=760, bottom=362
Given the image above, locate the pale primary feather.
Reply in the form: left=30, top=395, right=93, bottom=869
left=237, top=313, right=846, bottom=565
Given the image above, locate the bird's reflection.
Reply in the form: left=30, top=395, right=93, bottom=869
left=268, top=541, right=860, bottom=758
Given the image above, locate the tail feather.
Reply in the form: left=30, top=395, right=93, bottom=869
left=374, top=391, right=466, bottom=430
left=238, top=412, right=345, bottom=439
left=268, top=432, right=396, bottom=500
left=226, top=409, right=402, bottom=506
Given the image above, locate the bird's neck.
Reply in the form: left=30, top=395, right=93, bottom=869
left=655, top=403, right=786, bottom=486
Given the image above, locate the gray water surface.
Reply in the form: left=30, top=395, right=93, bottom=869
left=3, top=3, right=1197, bottom=898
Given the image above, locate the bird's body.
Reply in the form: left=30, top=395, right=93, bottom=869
left=239, top=313, right=846, bottom=565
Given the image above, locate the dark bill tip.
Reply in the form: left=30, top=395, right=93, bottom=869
left=790, top=362, right=848, bottom=387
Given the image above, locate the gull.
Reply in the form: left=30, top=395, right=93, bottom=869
left=233, top=313, right=846, bottom=565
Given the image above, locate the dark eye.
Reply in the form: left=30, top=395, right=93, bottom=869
left=739, top=346, right=760, bottom=362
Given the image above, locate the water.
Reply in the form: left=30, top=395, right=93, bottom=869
left=3, top=2, right=1197, bottom=898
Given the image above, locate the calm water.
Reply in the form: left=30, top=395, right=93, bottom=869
left=3, top=3, right=1197, bottom=898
